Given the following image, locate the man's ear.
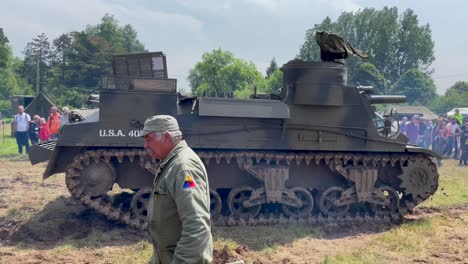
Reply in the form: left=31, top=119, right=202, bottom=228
left=164, top=131, right=171, bottom=142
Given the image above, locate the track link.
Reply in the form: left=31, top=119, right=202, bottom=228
left=65, top=149, right=438, bottom=229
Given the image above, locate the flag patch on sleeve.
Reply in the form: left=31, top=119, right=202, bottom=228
left=183, top=175, right=197, bottom=189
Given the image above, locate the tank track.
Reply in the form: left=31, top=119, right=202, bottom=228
left=65, top=149, right=154, bottom=230
left=65, top=149, right=438, bottom=229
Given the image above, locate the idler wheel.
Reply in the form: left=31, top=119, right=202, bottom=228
left=370, top=186, right=400, bottom=215
left=281, top=187, right=314, bottom=218
left=72, top=158, right=116, bottom=197
left=399, top=158, right=438, bottom=200
left=319, top=186, right=349, bottom=217
left=131, top=187, right=152, bottom=223
left=209, top=189, right=222, bottom=218
left=228, top=186, right=261, bottom=218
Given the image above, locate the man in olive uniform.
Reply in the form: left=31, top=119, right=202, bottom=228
left=141, top=115, right=213, bottom=264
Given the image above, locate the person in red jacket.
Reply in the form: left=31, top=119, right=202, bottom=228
left=47, top=106, right=61, bottom=139
left=39, top=118, right=50, bottom=143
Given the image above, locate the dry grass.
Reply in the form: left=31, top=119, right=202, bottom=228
left=323, top=213, right=468, bottom=263
left=317, top=159, right=468, bottom=264
left=0, top=157, right=467, bottom=263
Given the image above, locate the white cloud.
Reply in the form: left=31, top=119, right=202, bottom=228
left=173, top=0, right=361, bottom=16
left=242, top=0, right=362, bottom=15
left=111, top=5, right=203, bottom=32
left=243, top=0, right=279, bottom=11
left=175, top=0, right=232, bottom=13
left=0, top=0, right=204, bottom=55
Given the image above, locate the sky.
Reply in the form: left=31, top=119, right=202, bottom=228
left=1, top=0, right=467, bottom=94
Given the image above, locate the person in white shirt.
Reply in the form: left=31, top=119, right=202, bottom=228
left=60, top=106, right=70, bottom=128
left=13, top=105, right=31, bottom=155
left=445, top=117, right=462, bottom=158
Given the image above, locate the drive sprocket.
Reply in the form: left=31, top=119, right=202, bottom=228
left=399, top=157, right=439, bottom=201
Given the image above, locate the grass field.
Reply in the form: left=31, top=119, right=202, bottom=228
left=422, top=159, right=468, bottom=208
left=0, top=139, right=467, bottom=263
left=0, top=122, right=20, bottom=157
left=322, top=212, right=468, bottom=263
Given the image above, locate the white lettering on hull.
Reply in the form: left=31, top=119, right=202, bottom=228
left=98, top=129, right=142, bottom=137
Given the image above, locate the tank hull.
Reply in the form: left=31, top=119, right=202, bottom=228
left=29, top=56, right=440, bottom=228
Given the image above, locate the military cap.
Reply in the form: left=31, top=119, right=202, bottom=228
left=141, top=115, right=180, bottom=137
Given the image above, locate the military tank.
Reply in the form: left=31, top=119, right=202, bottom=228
left=29, top=41, right=439, bottom=229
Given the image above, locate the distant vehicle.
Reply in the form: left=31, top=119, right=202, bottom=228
left=87, top=94, right=100, bottom=109
left=447, top=108, right=468, bottom=118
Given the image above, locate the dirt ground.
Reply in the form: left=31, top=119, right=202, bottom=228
left=0, top=158, right=467, bottom=264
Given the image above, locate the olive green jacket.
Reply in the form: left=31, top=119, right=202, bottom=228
left=148, top=140, right=213, bottom=264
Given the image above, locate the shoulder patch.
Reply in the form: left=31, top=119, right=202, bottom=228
left=183, top=175, right=197, bottom=189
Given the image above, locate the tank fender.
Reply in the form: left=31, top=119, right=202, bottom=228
left=43, top=146, right=82, bottom=179
left=405, top=145, right=442, bottom=160
left=29, top=141, right=56, bottom=165
left=43, top=145, right=62, bottom=179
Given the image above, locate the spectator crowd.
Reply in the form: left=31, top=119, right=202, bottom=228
left=10, top=104, right=468, bottom=166
left=399, top=108, right=468, bottom=166
left=12, top=105, right=70, bottom=155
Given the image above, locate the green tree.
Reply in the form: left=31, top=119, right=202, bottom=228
left=61, top=15, right=145, bottom=89
left=445, top=81, right=468, bottom=96
left=188, top=49, right=235, bottom=96
left=351, top=62, right=386, bottom=94
left=188, top=49, right=267, bottom=98
left=395, top=10, right=434, bottom=77
left=0, top=62, right=21, bottom=98
left=390, top=69, right=436, bottom=105
left=265, top=58, right=278, bottom=79
left=85, top=14, right=145, bottom=54
left=0, top=29, right=31, bottom=108
left=11, top=57, right=33, bottom=95
left=0, top=28, right=9, bottom=68
left=1, top=14, right=146, bottom=109
left=22, top=33, right=53, bottom=94
left=96, top=14, right=122, bottom=44
left=430, top=81, right=468, bottom=113
left=298, top=7, right=434, bottom=86
left=265, top=69, right=283, bottom=94
left=228, top=60, right=267, bottom=98
left=121, top=24, right=145, bottom=53
left=65, top=31, right=110, bottom=88
left=41, top=15, right=145, bottom=90
left=52, top=33, right=72, bottom=84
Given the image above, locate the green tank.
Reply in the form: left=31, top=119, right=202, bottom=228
left=29, top=43, right=439, bottom=229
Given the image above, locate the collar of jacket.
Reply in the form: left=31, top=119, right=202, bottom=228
left=159, top=140, right=188, bottom=169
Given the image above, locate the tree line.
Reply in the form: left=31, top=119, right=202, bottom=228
left=189, top=7, right=466, bottom=112
left=188, top=49, right=282, bottom=98
left=0, top=14, right=144, bottom=110
left=0, top=8, right=467, bottom=114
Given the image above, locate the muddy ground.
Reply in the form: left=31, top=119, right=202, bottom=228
left=0, top=158, right=467, bottom=263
